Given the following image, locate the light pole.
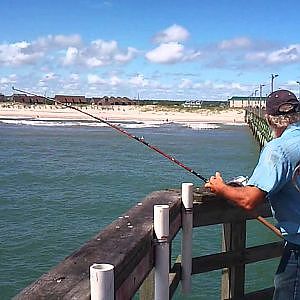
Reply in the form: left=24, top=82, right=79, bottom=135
left=297, top=81, right=300, bottom=100
left=271, top=74, right=278, bottom=93
left=259, top=84, right=265, bottom=117
left=254, top=89, right=258, bottom=106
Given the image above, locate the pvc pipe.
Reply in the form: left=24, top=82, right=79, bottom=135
left=181, top=183, right=193, bottom=209
left=154, top=204, right=169, bottom=300
left=181, top=183, right=193, bottom=294
left=154, top=204, right=169, bottom=240
left=90, top=263, right=114, bottom=300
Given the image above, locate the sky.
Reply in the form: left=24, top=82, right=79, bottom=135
left=1, top=0, right=300, bottom=100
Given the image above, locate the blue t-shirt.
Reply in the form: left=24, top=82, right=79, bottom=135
left=247, top=121, right=300, bottom=244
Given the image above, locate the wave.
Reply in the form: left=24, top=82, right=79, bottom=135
left=0, top=118, right=166, bottom=129
left=0, top=118, right=241, bottom=130
left=177, top=121, right=221, bottom=130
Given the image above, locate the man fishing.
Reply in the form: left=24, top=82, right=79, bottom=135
left=205, top=89, right=300, bottom=300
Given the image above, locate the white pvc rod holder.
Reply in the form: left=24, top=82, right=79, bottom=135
left=90, top=263, right=114, bottom=300
left=154, top=204, right=170, bottom=300
left=181, top=182, right=193, bottom=294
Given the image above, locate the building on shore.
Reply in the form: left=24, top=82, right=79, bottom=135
left=11, top=94, right=46, bottom=104
left=54, top=95, right=87, bottom=105
left=4, top=93, right=137, bottom=106
left=90, top=96, right=137, bottom=105
left=228, top=96, right=267, bottom=109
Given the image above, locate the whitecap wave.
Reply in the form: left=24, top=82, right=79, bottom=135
left=0, top=118, right=166, bottom=129
left=120, top=120, right=165, bottom=129
left=224, top=122, right=247, bottom=126
left=177, top=122, right=221, bottom=130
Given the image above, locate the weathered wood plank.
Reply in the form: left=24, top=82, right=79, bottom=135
left=221, top=221, right=246, bottom=299
left=14, top=190, right=182, bottom=300
left=193, top=188, right=273, bottom=227
left=169, top=255, right=182, bottom=298
left=192, top=241, right=283, bottom=274
left=231, top=287, right=274, bottom=300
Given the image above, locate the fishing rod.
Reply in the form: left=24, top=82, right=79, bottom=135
left=12, top=87, right=283, bottom=239
left=12, top=87, right=208, bottom=181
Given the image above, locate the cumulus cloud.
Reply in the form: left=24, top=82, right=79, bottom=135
left=63, top=39, right=138, bottom=67
left=245, top=44, right=300, bottom=65
left=146, top=42, right=200, bottom=64
left=0, top=35, right=136, bottom=68
left=153, top=24, right=190, bottom=44
left=0, top=34, right=82, bottom=67
left=62, top=47, right=79, bottom=65
left=28, top=34, right=82, bottom=53
left=87, top=74, right=122, bottom=86
left=0, top=41, right=43, bottom=66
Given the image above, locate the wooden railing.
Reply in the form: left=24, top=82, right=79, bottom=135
left=245, top=108, right=272, bottom=148
left=14, top=187, right=283, bottom=300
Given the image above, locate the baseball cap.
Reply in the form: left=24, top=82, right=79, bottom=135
left=266, top=90, right=300, bottom=116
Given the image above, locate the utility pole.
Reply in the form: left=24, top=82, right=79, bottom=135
left=271, top=74, right=278, bottom=93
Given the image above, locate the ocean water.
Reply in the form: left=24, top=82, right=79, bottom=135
left=0, top=118, right=280, bottom=299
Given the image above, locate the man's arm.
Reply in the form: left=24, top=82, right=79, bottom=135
left=204, top=172, right=266, bottom=211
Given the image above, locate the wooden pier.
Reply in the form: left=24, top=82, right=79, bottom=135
left=14, top=187, right=283, bottom=300
left=245, top=108, right=272, bottom=148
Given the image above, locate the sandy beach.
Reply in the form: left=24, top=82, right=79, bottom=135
left=0, top=104, right=245, bottom=124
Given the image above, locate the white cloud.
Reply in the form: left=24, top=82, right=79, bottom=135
left=267, top=44, right=300, bottom=64
left=0, top=35, right=136, bottom=68
left=87, top=74, right=106, bottom=85
left=245, top=44, right=300, bottom=65
left=43, top=72, right=56, bottom=81
left=146, top=42, right=185, bottom=64
left=110, top=75, right=122, bottom=86
left=146, top=42, right=200, bottom=64
left=178, top=79, right=193, bottom=89
left=153, top=24, right=190, bottom=44
left=0, top=41, right=43, bottom=66
left=31, top=34, right=82, bottom=52
left=129, top=74, right=149, bottom=87
left=69, top=73, right=80, bottom=81
left=0, top=35, right=82, bottom=67
left=87, top=74, right=122, bottom=86
left=219, top=37, right=252, bottom=50
left=62, top=47, right=79, bottom=65
left=63, top=39, right=138, bottom=67
left=115, top=47, right=138, bottom=63
left=0, top=74, right=17, bottom=84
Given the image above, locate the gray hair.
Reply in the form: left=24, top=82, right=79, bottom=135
left=267, top=112, right=300, bottom=129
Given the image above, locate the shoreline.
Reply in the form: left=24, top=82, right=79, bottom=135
left=0, top=104, right=245, bottom=124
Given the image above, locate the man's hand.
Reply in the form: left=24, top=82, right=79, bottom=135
left=204, top=171, right=226, bottom=195
left=205, top=171, right=266, bottom=211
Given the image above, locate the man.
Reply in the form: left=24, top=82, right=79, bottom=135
left=205, top=89, right=300, bottom=299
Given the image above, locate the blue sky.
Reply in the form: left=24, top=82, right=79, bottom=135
left=1, top=0, right=300, bottom=100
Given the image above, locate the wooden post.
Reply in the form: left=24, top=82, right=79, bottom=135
left=221, top=221, right=246, bottom=300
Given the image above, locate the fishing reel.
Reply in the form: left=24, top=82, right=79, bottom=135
left=226, top=175, right=248, bottom=187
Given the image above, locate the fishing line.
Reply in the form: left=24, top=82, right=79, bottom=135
left=11, top=87, right=283, bottom=239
